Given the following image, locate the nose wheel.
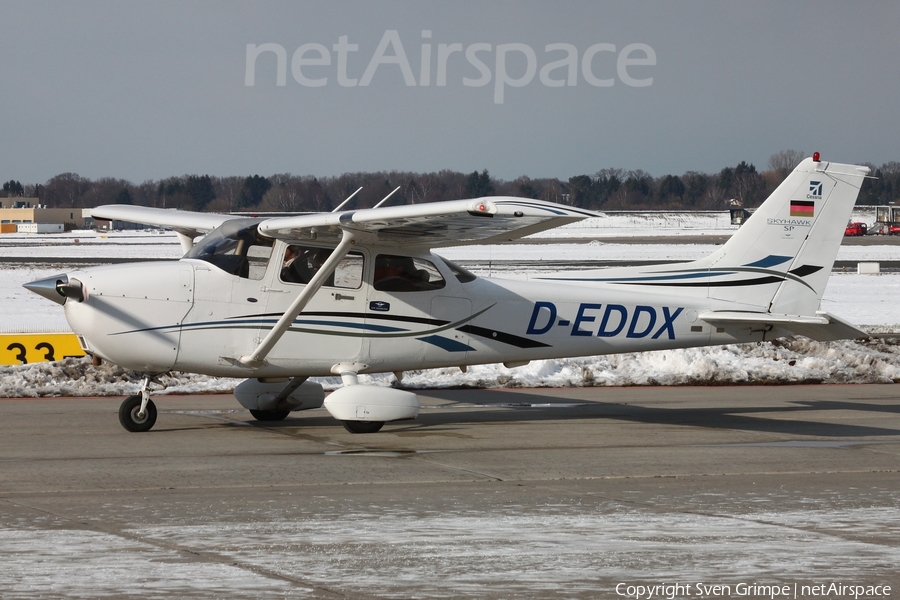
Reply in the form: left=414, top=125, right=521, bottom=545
left=119, top=394, right=158, bottom=432
left=118, top=376, right=161, bottom=432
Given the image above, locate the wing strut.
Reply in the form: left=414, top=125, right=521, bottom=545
left=172, top=228, right=200, bottom=254
left=239, top=231, right=357, bottom=368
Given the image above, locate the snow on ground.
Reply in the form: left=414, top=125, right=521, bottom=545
left=529, top=207, right=878, bottom=239
left=531, top=211, right=734, bottom=238
left=0, top=265, right=72, bottom=332
left=4, top=499, right=898, bottom=598
left=0, top=222, right=898, bottom=397
left=819, top=272, right=900, bottom=325
left=0, top=229, right=181, bottom=259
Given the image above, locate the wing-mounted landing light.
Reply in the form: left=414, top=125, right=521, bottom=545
left=468, top=199, right=498, bottom=216
left=23, top=274, right=85, bottom=305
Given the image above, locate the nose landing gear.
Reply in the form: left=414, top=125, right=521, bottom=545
left=118, top=376, right=161, bottom=432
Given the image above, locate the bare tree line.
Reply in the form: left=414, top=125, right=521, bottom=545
left=6, top=150, right=897, bottom=213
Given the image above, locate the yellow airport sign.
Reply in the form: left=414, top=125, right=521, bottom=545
left=1, top=333, right=87, bottom=365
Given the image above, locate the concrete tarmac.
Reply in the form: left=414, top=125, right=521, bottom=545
left=1, top=385, right=899, bottom=599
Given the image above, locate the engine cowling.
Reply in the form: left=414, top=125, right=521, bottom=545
left=324, top=386, right=419, bottom=422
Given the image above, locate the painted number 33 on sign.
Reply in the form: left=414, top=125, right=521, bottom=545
left=0, top=334, right=86, bottom=366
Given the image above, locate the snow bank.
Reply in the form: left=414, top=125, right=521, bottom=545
left=395, top=336, right=900, bottom=389
left=2, top=336, right=898, bottom=398
left=0, top=359, right=235, bottom=398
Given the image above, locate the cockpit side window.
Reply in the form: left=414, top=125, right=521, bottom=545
left=184, top=219, right=273, bottom=280
left=246, top=243, right=273, bottom=281
left=373, top=254, right=446, bottom=292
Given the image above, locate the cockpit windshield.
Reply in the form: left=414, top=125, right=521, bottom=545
left=184, top=219, right=273, bottom=279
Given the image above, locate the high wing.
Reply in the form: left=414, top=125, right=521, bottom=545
left=91, top=198, right=597, bottom=250
left=90, top=205, right=241, bottom=252
left=257, top=197, right=598, bottom=247
left=237, top=197, right=597, bottom=368
left=90, top=204, right=238, bottom=233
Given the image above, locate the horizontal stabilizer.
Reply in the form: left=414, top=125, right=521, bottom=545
left=699, top=310, right=868, bottom=342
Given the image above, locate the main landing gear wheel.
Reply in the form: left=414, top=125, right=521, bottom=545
left=342, top=420, right=385, bottom=434
left=119, top=394, right=158, bottom=432
left=249, top=409, right=291, bottom=422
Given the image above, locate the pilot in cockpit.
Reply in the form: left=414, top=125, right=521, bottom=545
left=280, top=245, right=310, bottom=283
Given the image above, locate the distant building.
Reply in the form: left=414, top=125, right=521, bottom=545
left=0, top=197, right=38, bottom=209
left=0, top=198, right=85, bottom=231
left=16, top=223, right=65, bottom=234
left=86, top=208, right=158, bottom=231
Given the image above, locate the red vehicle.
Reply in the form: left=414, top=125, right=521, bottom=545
left=844, top=222, right=867, bottom=236
left=889, top=224, right=900, bottom=235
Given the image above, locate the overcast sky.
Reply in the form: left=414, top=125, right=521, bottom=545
left=2, top=1, right=898, bottom=185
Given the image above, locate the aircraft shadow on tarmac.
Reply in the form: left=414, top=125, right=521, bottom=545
left=233, top=389, right=900, bottom=439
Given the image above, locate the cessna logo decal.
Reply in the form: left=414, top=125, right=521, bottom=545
left=527, top=302, right=683, bottom=340
left=809, top=181, right=823, bottom=196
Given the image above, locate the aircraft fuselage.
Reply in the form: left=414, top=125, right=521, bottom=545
left=61, top=242, right=766, bottom=378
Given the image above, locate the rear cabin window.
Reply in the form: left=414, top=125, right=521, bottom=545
left=279, top=245, right=363, bottom=289
left=373, top=255, right=446, bottom=292
left=439, top=257, right=477, bottom=283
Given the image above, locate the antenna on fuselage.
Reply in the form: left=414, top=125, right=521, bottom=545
left=331, top=187, right=363, bottom=213
left=373, top=186, right=401, bottom=209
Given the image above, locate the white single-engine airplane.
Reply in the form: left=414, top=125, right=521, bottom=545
left=26, top=156, right=870, bottom=433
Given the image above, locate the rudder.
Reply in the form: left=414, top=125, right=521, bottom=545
left=697, top=157, right=869, bottom=315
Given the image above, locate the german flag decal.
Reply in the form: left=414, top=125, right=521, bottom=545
left=790, top=200, right=814, bottom=217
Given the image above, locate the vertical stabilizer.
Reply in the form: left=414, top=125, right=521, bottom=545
left=697, top=158, right=869, bottom=315
left=529, top=157, right=868, bottom=325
